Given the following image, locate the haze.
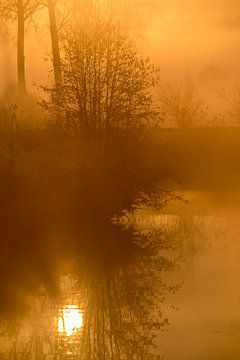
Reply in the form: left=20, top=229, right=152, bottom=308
left=0, top=1, right=240, bottom=359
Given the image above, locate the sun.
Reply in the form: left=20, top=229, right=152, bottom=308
left=57, top=305, right=84, bottom=336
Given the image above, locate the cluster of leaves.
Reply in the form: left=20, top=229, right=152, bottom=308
left=131, top=187, right=188, bottom=212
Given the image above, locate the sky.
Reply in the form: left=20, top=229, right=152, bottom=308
left=143, top=0, right=240, bottom=77
left=1, top=0, right=240, bottom=105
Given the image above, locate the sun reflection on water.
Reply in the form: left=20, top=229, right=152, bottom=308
left=57, top=305, right=84, bottom=336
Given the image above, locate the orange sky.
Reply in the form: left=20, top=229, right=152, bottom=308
left=0, top=0, right=240, bottom=94
left=143, top=0, right=240, bottom=77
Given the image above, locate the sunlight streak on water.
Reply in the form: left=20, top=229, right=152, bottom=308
left=57, top=305, right=83, bottom=336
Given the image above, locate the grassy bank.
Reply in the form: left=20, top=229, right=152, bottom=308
left=150, top=127, right=240, bottom=190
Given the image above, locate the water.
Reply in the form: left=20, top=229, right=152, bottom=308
left=157, top=215, right=240, bottom=360
left=1, top=193, right=240, bottom=359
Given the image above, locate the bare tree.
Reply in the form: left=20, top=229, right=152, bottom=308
left=46, top=0, right=62, bottom=87
left=43, top=18, right=159, bottom=138
left=220, top=83, right=240, bottom=124
left=159, top=78, right=201, bottom=128
left=0, top=0, right=43, bottom=96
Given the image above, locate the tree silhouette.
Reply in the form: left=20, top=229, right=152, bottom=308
left=159, top=78, right=201, bottom=128
left=43, top=18, right=159, bottom=137
left=0, top=0, right=44, bottom=96
left=46, top=0, right=62, bottom=87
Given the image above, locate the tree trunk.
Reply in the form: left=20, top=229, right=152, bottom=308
left=17, top=0, right=26, bottom=96
left=47, top=0, right=62, bottom=87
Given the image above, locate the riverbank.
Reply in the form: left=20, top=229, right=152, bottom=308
left=153, top=127, right=240, bottom=190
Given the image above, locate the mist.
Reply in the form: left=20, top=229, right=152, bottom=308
left=0, top=1, right=240, bottom=359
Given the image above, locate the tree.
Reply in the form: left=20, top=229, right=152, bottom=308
left=0, top=0, right=43, bottom=96
left=159, top=78, right=201, bottom=128
left=220, top=82, right=240, bottom=125
left=46, top=0, right=62, bottom=87
left=43, top=18, right=159, bottom=138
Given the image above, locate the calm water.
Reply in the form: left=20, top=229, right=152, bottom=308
left=1, top=193, right=240, bottom=359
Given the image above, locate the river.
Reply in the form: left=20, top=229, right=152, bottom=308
left=0, top=190, right=240, bottom=359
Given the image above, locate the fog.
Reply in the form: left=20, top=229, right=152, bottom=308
left=0, top=1, right=240, bottom=359
left=1, top=0, right=239, bottom=120
left=145, top=0, right=240, bottom=73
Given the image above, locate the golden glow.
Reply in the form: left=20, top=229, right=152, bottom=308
left=57, top=305, right=83, bottom=336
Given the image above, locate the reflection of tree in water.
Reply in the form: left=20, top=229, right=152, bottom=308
left=0, top=225, right=181, bottom=359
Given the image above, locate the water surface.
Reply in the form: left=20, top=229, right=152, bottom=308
left=1, top=192, right=240, bottom=359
